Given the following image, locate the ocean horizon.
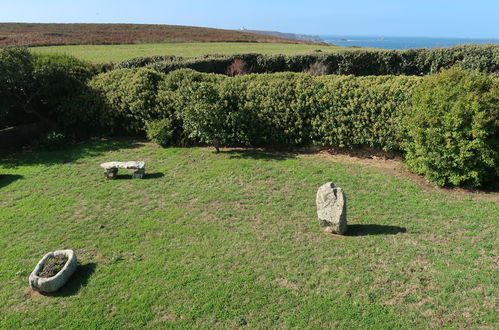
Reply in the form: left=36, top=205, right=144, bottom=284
left=320, top=35, right=499, bottom=49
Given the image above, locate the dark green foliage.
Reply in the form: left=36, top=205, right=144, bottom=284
left=402, top=68, right=499, bottom=188
left=145, top=119, right=175, bottom=147
left=32, top=131, right=66, bottom=150
left=33, top=54, right=95, bottom=129
left=313, top=75, right=420, bottom=150
left=116, top=45, right=499, bottom=76
left=0, top=48, right=95, bottom=132
left=177, top=82, right=232, bottom=152
left=0, top=48, right=36, bottom=128
left=88, top=68, right=166, bottom=133
left=169, top=70, right=416, bottom=149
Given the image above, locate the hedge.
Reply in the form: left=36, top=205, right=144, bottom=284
left=0, top=47, right=95, bottom=133
left=402, top=68, right=499, bottom=188
left=86, top=67, right=498, bottom=188
left=116, top=44, right=499, bottom=76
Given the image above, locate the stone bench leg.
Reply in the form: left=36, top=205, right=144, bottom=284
left=132, top=169, right=145, bottom=179
left=104, top=168, right=118, bottom=179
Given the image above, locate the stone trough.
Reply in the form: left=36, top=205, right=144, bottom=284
left=100, top=161, right=146, bottom=179
left=29, top=249, right=77, bottom=293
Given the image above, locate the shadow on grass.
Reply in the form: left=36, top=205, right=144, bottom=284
left=346, top=224, right=407, bottom=236
left=221, top=149, right=296, bottom=161
left=111, top=172, right=164, bottom=180
left=44, top=263, right=97, bottom=297
left=0, top=138, right=144, bottom=169
left=0, top=174, right=23, bottom=189
left=144, top=172, right=164, bottom=179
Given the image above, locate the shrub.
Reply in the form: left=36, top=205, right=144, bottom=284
left=176, top=82, right=234, bottom=152
left=0, top=48, right=95, bottom=132
left=230, top=73, right=322, bottom=145
left=33, top=53, right=95, bottom=130
left=88, top=68, right=166, bottom=133
left=33, top=131, right=66, bottom=150
left=402, top=68, right=499, bottom=188
left=145, top=119, right=175, bottom=146
left=0, top=47, right=35, bottom=129
left=313, top=75, right=420, bottom=150
left=226, top=59, right=250, bottom=77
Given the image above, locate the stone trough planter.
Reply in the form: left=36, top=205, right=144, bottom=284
left=29, top=249, right=77, bottom=293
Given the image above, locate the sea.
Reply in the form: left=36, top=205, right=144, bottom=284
left=320, top=35, right=499, bottom=49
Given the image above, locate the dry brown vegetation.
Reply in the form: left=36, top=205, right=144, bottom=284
left=0, top=23, right=319, bottom=47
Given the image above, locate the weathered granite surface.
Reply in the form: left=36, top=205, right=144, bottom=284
left=100, top=161, right=145, bottom=170
left=29, top=249, right=77, bottom=293
left=316, top=182, right=347, bottom=234
left=100, top=161, right=146, bottom=179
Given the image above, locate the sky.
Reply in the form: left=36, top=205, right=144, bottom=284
left=0, top=0, right=498, bottom=38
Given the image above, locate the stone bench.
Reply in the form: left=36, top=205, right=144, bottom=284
left=100, top=161, right=146, bottom=179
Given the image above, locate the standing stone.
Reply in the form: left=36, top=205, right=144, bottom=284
left=316, top=182, right=347, bottom=234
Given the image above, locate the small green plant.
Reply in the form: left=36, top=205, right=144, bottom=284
left=33, top=131, right=66, bottom=150
left=145, top=119, right=175, bottom=147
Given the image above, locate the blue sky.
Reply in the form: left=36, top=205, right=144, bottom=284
left=0, top=0, right=497, bottom=38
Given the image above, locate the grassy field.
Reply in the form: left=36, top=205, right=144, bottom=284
left=30, top=42, right=345, bottom=63
left=0, top=140, right=497, bottom=328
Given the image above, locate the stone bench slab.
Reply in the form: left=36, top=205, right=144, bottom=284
left=100, top=161, right=145, bottom=170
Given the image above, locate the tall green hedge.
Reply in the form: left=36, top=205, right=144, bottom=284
left=402, top=68, right=499, bottom=188
left=74, top=66, right=499, bottom=188
left=116, top=44, right=499, bottom=76
left=0, top=48, right=95, bottom=132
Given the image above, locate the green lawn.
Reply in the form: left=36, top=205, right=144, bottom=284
left=30, top=42, right=349, bottom=63
left=0, top=140, right=497, bottom=328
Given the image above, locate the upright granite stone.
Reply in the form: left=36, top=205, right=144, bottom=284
left=316, top=182, right=347, bottom=234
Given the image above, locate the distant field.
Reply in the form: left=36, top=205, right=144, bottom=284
left=30, top=42, right=344, bottom=63
left=0, top=23, right=319, bottom=47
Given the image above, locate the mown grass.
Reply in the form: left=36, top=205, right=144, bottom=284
left=30, top=42, right=349, bottom=63
left=0, top=140, right=497, bottom=328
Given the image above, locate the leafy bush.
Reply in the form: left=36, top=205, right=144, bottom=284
left=0, top=48, right=35, bottom=129
left=33, top=131, right=66, bottom=150
left=33, top=53, right=95, bottom=129
left=402, top=68, right=499, bottom=188
left=0, top=48, right=95, bottom=132
left=176, top=82, right=234, bottom=152
left=145, top=119, right=175, bottom=146
left=313, top=75, right=420, bottom=150
left=88, top=68, right=166, bottom=133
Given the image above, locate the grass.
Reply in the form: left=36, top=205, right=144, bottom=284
left=0, top=139, right=497, bottom=328
left=30, top=42, right=347, bottom=63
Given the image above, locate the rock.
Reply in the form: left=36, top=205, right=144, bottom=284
left=100, top=161, right=145, bottom=170
left=29, top=250, right=77, bottom=293
left=316, top=182, right=347, bottom=234
left=100, top=161, right=146, bottom=179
